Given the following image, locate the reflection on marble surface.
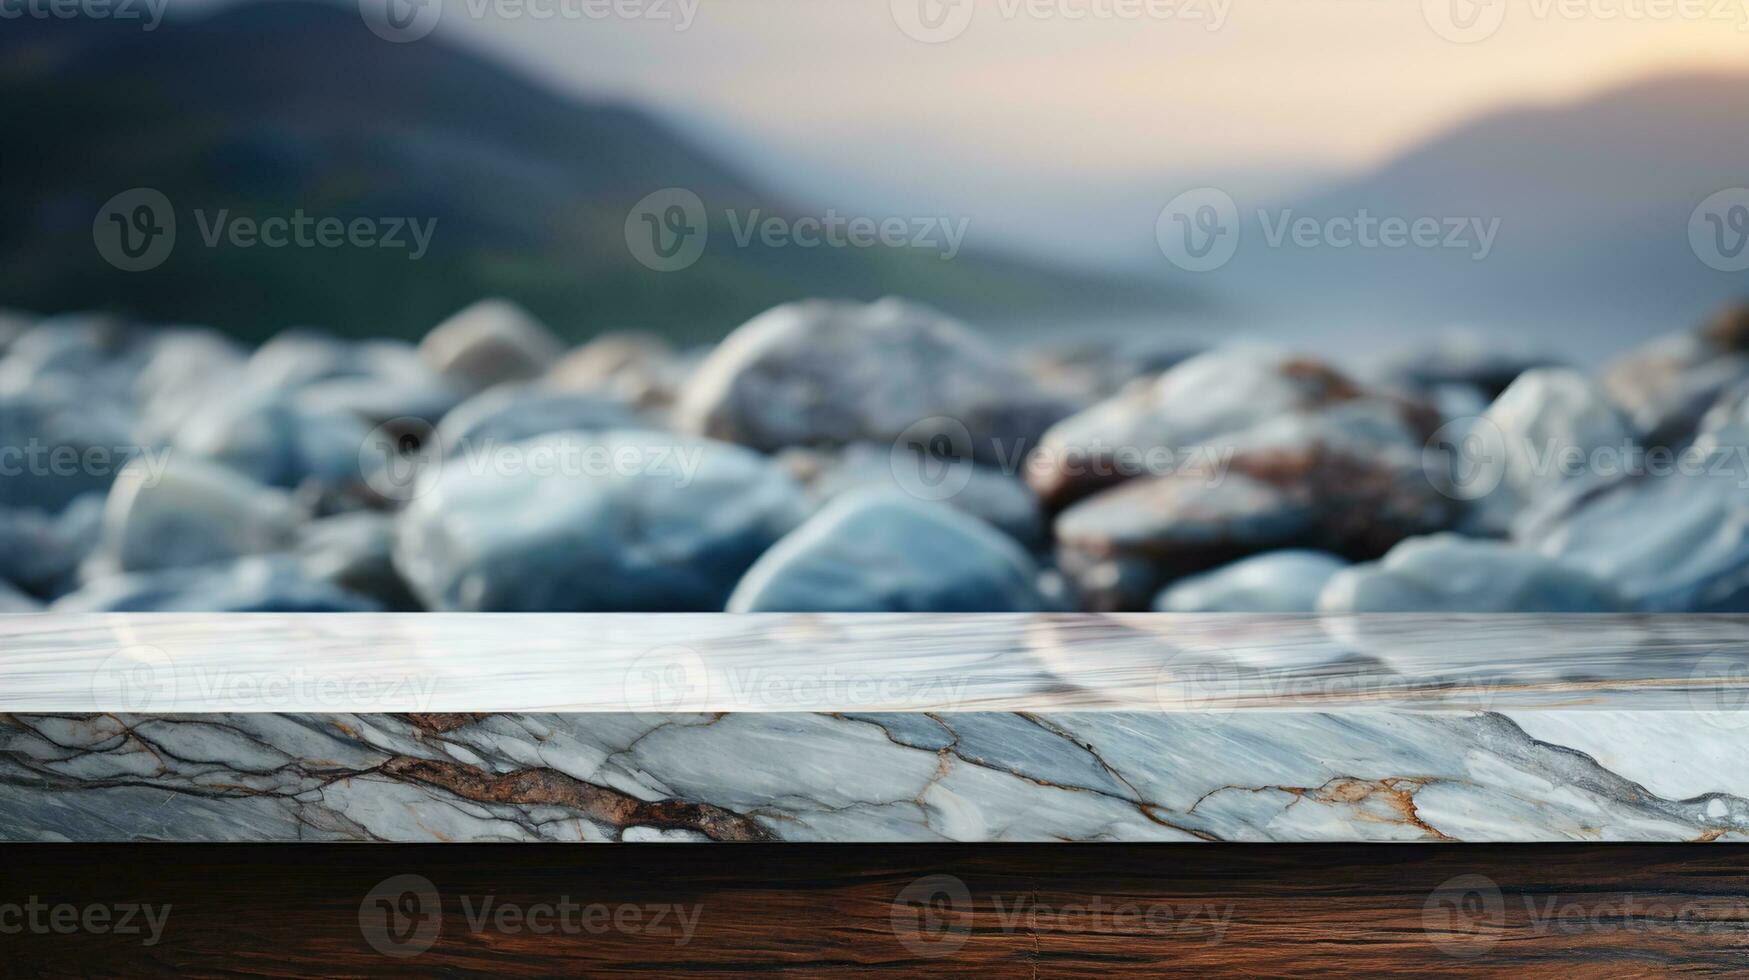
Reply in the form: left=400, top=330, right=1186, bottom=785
left=2, top=613, right=1748, bottom=712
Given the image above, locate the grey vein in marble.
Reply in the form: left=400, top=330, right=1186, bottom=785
left=4, top=709, right=1748, bottom=843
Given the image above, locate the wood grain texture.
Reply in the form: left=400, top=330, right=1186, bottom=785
left=4, top=845, right=1749, bottom=976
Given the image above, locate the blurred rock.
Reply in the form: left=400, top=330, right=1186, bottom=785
left=1153, top=550, right=1348, bottom=613
left=679, top=298, right=1075, bottom=466
left=1318, top=534, right=1623, bottom=612
left=1029, top=345, right=1422, bottom=510
left=1603, top=302, right=1749, bottom=444
left=293, top=341, right=462, bottom=427
left=546, top=331, right=688, bottom=409
left=435, top=385, right=644, bottom=457
left=242, top=329, right=364, bottom=391
left=0, top=309, right=33, bottom=355
left=97, top=456, right=300, bottom=574
left=1055, top=402, right=1455, bottom=610
left=174, top=389, right=379, bottom=505
left=0, top=577, right=42, bottom=612
left=1483, top=367, right=1634, bottom=509
left=1427, top=383, right=1490, bottom=425
left=1374, top=331, right=1561, bottom=400
left=0, top=494, right=103, bottom=599
left=1519, top=449, right=1749, bottom=612
left=419, top=298, right=563, bottom=394
left=1694, top=379, right=1749, bottom=453
left=779, top=444, right=1045, bottom=549
left=395, top=430, right=804, bottom=611
left=296, top=511, right=422, bottom=611
left=0, top=313, right=139, bottom=390
left=727, top=490, right=1042, bottom=612
left=133, top=328, right=248, bottom=442
left=53, top=556, right=380, bottom=612
left=1020, top=335, right=1205, bottom=403
left=223, top=331, right=463, bottom=429
left=0, top=378, right=140, bottom=512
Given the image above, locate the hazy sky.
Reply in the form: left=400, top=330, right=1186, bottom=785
left=181, top=0, right=1749, bottom=267
left=425, top=0, right=1748, bottom=183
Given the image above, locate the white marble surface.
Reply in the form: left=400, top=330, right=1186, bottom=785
left=4, top=614, right=1749, bottom=843
left=2, top=613, right=1747, bottom=712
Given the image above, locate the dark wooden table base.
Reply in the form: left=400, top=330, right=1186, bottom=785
left=3, top=844, right=1748, bottom=976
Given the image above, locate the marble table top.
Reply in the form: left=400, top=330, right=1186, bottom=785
left=7, top=614, right=1749, bottom=842
left=2, top=613, right=1746, bottom=714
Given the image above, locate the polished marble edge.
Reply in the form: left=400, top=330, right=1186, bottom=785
left=2, top=613, right=1747, bottom=713
left=6, top=708, right=1749, bottom=843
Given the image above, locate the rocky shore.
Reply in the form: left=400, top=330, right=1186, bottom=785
left=2, top=297, right=1746, bottom=613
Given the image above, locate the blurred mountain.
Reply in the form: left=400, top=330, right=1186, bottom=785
left=0, top=0, right=1183, bottom=345
left=1208, top=72, right=1749, bottom=352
